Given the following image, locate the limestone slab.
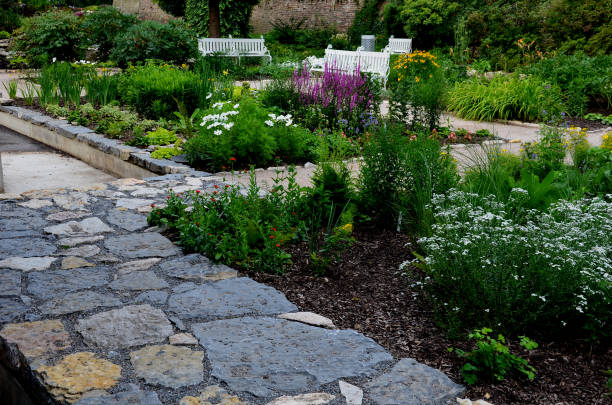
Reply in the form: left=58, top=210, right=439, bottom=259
left=0, top=256, right=57, bottom=271
left=130, top=344, right=204, bottom=388
left=104, top=233, right=179, bottom=259
left=17, top=199, right=53, bottom=209
left=267, top=393, right=335, bottom=405
left=44, top=217, right=112, bottom=236
left=109, top=271, right=169, bottom=291
left=117, top=258, right=161, bottom=274
left=46, top=211, right=91, bottom=222
left=192, top=317, right=393, bottom=397
left=106, top=210, right=148, bottom=231
left=169, top=333, right=198, bottom=345
left=37, top=352, right=121, bottom=403
left=134, top=290, right=168, bottom=305
left=61, top=256, right=94, bottom=269
left=76, top=305, right=173, bottom=349
left=73, top=384, right=162, bottom=405
left=58, top=235, right=104, bottom=247
left=161, top=254, right=237, bottom=282
left=0, top=297, right=28, bottom=323
left=0, top=216, right=46, bottom=231
left=53, top=192, right=94, bottom=210
left=0, top=320, right=71, bottom=358
left=57, top=244, right=101, bottom=258
left=168, top=278, right=296, bottom=320
left=179, top=385, right=246, bottom=405
left=27, top=268, right=110, bottom=299
left=365, top=358, right=465, bottom=405
left=0, top=238, right=56, bottom=259
left=0, top=270, right=21, bottom=295
left=39, top=291, right=121, bottom=316
left=278, top=312, right=335, bottom=329
left=339, top=381, right=363, bottom=405
left=115, top=198, right=154, bottom=210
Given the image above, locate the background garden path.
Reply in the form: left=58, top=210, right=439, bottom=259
left=0, top=173, right=466, bottom=404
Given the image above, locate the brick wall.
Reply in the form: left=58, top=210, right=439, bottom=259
left=113, top=0, right=362, bottom=33
left=113, top=0, right=172, bottom=22
left=250, top=0, right=362, bottom=33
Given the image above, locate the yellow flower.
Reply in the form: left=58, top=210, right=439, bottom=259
left=222, top=69, right=229, bottom=76
left=181, top=63, right=187, bottom=69
left=415, top=76, right=420, bottom=83
left=340, top=223, right=353, bottom=234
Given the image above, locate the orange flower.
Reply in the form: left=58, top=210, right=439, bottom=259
left=269, top=235, right=274, bottom=239
left=229, top=157, right=236, bottom=161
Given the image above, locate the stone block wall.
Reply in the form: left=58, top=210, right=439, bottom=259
left=113, top=0, right=173, bottom=22
left=113, top=0, right=361, bottom=33
left=250, top=0, right=362, bottom=33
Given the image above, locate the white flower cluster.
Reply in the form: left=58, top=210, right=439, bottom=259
left=418, top=189, right=611, bottom=329
left=267, top=113, right=294, bottom=127
left=201, top=104, right=239, bottom=135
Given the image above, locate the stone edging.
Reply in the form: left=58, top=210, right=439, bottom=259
left=0, top=103, right=209, bottom=180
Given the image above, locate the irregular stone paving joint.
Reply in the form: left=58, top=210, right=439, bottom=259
left=0, top=174, right=464, bottom=404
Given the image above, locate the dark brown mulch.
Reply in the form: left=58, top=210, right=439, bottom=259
left=249, top=227, right=612, bottom=405
left=564, top=117, right=609, bottom=131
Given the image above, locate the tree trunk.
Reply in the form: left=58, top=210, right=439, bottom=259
left=209, top=0, right=221, bottom=38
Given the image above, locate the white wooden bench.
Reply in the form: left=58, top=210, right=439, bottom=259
left=308, top=45, right=390, bottom=88
left=383, top=36, right=413, bottom=54
left=198, top=36, right=271, bottom=64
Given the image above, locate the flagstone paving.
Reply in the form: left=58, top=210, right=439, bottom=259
left=0, top=174, right=465, bottom=404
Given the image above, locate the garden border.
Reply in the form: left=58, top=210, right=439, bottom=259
left=0, top=101, right=208, bottom=179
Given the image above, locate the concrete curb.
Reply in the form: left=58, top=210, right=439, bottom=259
left=0, top=104, right=211, bottom=180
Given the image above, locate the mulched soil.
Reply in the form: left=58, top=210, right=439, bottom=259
left=250, top=227, right=612, bottom=405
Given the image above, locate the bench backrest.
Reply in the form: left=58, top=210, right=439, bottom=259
left=233, top=38, right=267, bottom=54
left=198, top=37, right=268, bottom=55
left=386, top=37, right=412, bottom=53
left=357, top=50, right=390, bottom=75
left=323, top=49, right=389, bottom=75
left=198, top=38, right=235, bottom=54
left=324, top=49, right=360, bottom=72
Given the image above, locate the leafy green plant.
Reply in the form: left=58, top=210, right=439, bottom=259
left=81, top=6, right=138, bottom=61
left=451, top=328, right=537, bottom=384
left=110, top=20, right=197, bottom=67
left=45, top=103, right=69, bottom=117
left=447, top=74, right=566, bottom=122
left=150, top=145, right=182, bottom=159
left=2, top=80, right=17, bottom=99
left=585, top=113, right=612, bottom=126
left=21, top=80, right=36, bottom=105
left=11, top=10, right=87, bottom=66
left=118, top=64, right=212, bottom=119
left=145, top=127, right=178, bottom=146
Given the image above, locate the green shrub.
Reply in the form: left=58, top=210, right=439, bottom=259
left=451, top=328, right=538, bottom=384
left=524, top=54, right=612, bottom=116
left=359, top=125, right=458, bottom=232
left=11, top=10, right=87, bottom=66
left=447, top=74, right=566, bottom=122
left=118, top=64, right=211, bottom=120
left=184, top=0, right=258, bottom=37
left=417, top=191, right=612, bottom=341
left=184, top=98, right=315, bottom=171
left=82, top=6, right=138, bottom=61
left=110, top=20, right=197, bottom=67
left=348, top=0, right=384, bottom=46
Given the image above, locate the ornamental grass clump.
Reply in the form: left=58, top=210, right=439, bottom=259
left=416, top=190, right=611, bottom=342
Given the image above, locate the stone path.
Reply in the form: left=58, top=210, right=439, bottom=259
left=0, top=174, right=465, bottom=405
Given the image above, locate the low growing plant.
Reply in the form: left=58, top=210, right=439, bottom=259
left=451, top=328, right=538, bottom=384
left=2, top=80, right=17, bottom=99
